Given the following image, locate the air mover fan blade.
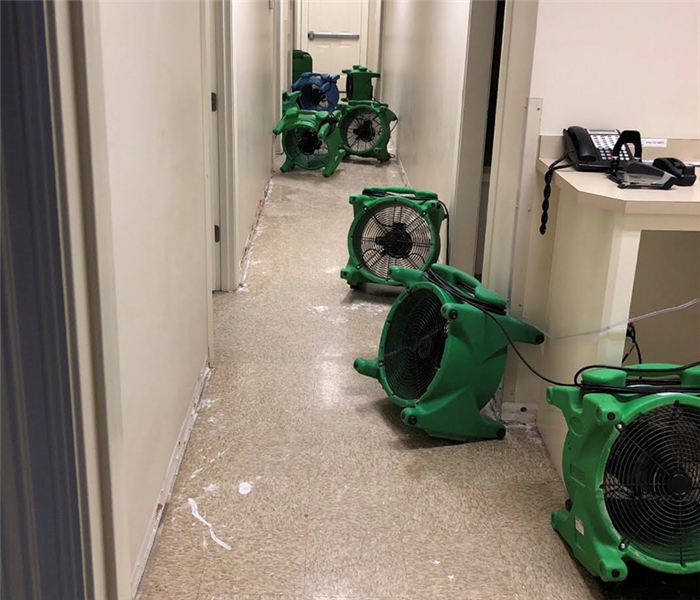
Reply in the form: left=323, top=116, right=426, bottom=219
left=352, top=203, right=433, bottom=280
left=341, top=108, right=383, bottom=152
left=383, top=288, right=447, bottom=400
left=603, top=403, right=700, bottom=566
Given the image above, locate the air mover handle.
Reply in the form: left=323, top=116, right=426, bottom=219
left=362, top=186, right=438, bottom=199
left=580, top=363, right=700, bottom=387
left=623, top=363, right=700, bottom=386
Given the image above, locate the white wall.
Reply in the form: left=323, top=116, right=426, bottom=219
left=381, top=0, right=470, bottom=218
left=381, top=0, right=495, bottom=272
left=229, top=0, right=276, bottom=284
left=97, top=0, right=210, bottom=574
left=530, top=0, right=700, bottom=137
left=630, top=231, right=700, bottom=365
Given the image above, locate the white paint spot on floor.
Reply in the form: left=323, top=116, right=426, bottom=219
left=343, top=301, right=391, bottom=315
left=255, top=476, right=262, bottom=480
left=310, top=305, right=329, bottom=313
left=189, top=468, right=203, bottom=480
left=448, top=575, right=454, bottom=581
left=187, top=498, right=230, bottom=551
left=238, top=481, right=253, bottom=495
left=207, top=416, right=216, bottom=423
left=431, top=560, right=440, bottom=565
left=200, top=398, right=217, bottom=409
left=204, top=483, right=218, bottom=493
left=328, top=316, right=348, bottom=325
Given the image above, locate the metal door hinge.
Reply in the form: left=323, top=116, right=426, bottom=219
left=214, top=225, right=220, bottom=243
left=211, top=92, right=217, bottom=112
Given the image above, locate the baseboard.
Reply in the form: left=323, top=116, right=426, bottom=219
left=238, top=179, right=274, bottom=288
left=130, top=354, right=211, bottom=598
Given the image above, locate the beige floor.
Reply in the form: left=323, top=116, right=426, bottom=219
left=138, top=159, right=699, bottom=600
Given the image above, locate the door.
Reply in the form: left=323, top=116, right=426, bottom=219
left=298, top=0, right=369, bottom=91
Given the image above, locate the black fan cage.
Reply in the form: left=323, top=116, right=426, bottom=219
left=382, top=288, right=447, bottom=400
left=300, top=82, right=329, bottom=109
left=283, top=126, right=328, bottom=170
left=340, top=107, right=384, bottom=152
left=352, top=202, right=433, bottom=280
left=602, top=402, right=700, bottom=566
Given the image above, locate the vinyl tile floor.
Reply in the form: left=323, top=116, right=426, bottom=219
left=137, top=158, right=700, bottom=600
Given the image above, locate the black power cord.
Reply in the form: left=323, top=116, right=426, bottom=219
left=540, top=154, right=575, bottom=235
left=437, top=200, right=451, bottom=266
left=424, top=268, right=700, bottom=396
left=622, top=323, right=642, bottom=365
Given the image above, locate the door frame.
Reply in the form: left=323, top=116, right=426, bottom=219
left=214, top=0, right=238, bottom=291
left=450, top=0, right=498, bottom=273
left=480, top=0, right=541, bottom=414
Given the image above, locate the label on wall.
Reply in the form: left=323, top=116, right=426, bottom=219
left=641, top=138, right=668, bottom=148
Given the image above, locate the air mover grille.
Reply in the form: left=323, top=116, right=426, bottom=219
left=383, top=289, right=447, bottom=400
left=340, top=107, right=383, bottom=152
left=602, top=402, right=700, bottom=566
left=352, top=202, right=433, bottom=280
left=301, top=83, right=329, bottom=110
left=283, top=126, right=328, bottom=170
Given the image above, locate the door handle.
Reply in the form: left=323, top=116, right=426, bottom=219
left=308, top=31, right=360, bottom=41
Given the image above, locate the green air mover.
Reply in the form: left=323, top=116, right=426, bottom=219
left=338, top=100, right=397, bottom=163
left=292, top=49, right=312, bottom=86
left=354, top=265, right=544, bottom=441
left=273, top=107, right=346, bottom=177
left=342, top=64, right=379, bottom=101
left=548, top=364, right=700, bottom=582
left=340, top=187, right=446, bottom=288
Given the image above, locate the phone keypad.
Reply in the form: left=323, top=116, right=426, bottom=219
left=589, top=131, right=632, bottom=161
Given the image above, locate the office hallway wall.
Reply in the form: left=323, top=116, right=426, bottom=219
left=132, top=158, right=699, bottom=600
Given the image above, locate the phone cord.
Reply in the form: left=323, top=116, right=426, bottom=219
left=540, top=154, right=574, bottom=235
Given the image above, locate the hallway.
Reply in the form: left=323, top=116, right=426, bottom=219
left=136, top=160, right=692, bottom=600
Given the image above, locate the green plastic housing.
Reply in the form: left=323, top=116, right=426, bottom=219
left=340, top=187, right=444, bottom=288
left=281, top=90, right=301, bottom=114
left=292, top=49, right=312, bottom=85
left=342, top=64, right=380, bottom=101
left=273, top=107, right=346, bottom=177
left=355, top=265, right=544, bottom=441
left=337, top=100, right=397, bottom=163
left=548, top=364, right=700, bottom=582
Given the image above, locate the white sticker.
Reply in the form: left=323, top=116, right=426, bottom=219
left=641, top=138, right=667, bottom=148
left=575, top=516, right=585, bottom=536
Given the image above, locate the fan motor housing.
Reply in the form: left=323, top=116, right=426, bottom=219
left=355, top=265, right=544, bottom=441
left=341, top=187, right=445, bottom=288
left=273, top=107, right=346, bottom=177
left=338, top=100, right=397, bottom=163
left=548, top=364, right=700, bottom=581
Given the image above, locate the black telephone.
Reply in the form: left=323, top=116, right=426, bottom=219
left=563, top=126, right=634, bottom=171
left=539, top=126, right=638, bottom=234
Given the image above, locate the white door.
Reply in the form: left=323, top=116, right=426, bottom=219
left=298, top=0, right=370, bottom=92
